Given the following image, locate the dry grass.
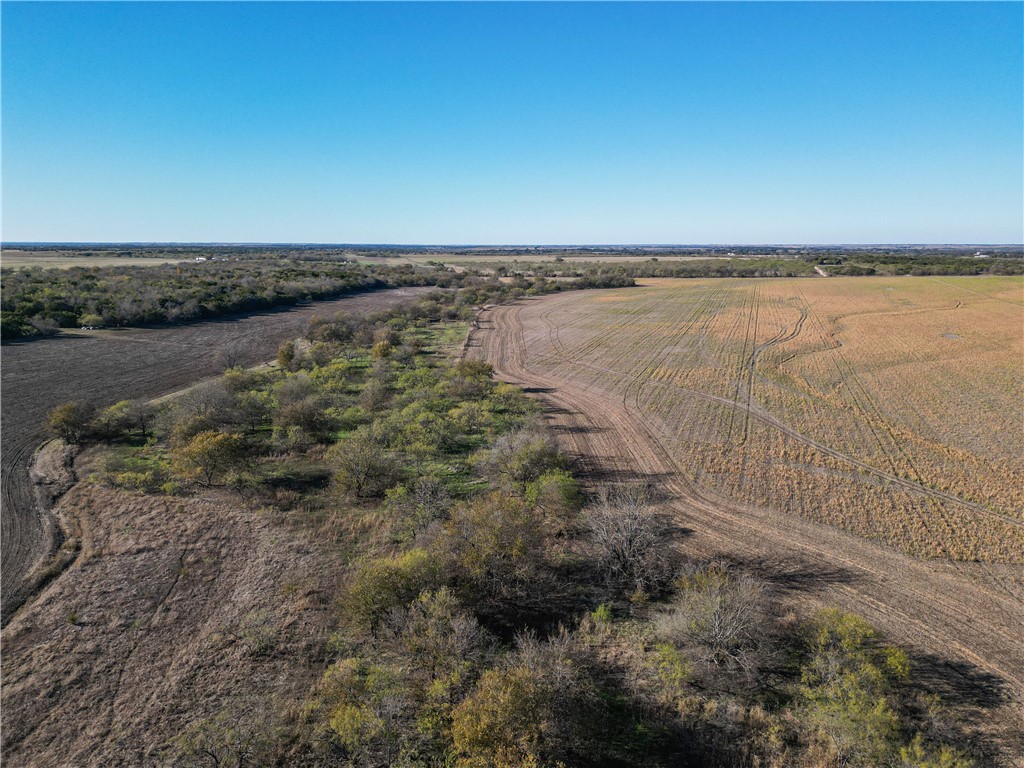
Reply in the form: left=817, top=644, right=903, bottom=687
left=1, top=250, right=191, bottom=269
left=520, top=276, right=1024, bottom=561
left=0, top=478, right=339, bottom=767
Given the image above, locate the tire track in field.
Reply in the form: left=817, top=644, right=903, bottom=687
left=473, top=296, right=1024, bottom=758
left=518, top=292, right=1020, bottom=531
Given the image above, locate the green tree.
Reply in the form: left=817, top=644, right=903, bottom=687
left=47, top=401, right=97, bottom=444
left=450, top=666, right=549, bottom=768
left=171, top=430, right=245, bottom=486
left=798, top=610, right=910, bottom=766
left=332, top=434, right=402, bottom=498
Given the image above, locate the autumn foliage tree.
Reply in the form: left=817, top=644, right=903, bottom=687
left=170, top=430, right=245, bottom=486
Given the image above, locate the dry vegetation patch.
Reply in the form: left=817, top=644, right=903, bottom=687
left=510, top=277, right=1024, bottom=561
left=0, top=477, right=339, bottom=767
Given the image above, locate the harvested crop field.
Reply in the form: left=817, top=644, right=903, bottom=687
left=469, top=277, right=1024, bottom=755
left=1, top=287, right=437, bottom=623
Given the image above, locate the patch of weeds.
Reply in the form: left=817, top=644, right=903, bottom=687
left=236, top=609, right=277, bottom=656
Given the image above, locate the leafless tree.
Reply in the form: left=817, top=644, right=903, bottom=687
left=656, top=562, right=773, bottom=681
left=584, top=484, right=672, bottom=597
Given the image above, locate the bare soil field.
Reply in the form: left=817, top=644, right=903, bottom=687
left=469, top=279, right=1024, bottom=762
left=1, top=469, right=338, bottom=766
left=1, top=287, right=435, bottom=624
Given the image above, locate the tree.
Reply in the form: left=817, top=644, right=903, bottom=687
left=273, top=397, right=335, bottom=442
left=584, top=485, right=672, bottom=598
left=450, top=666, right=549, bottom=768
left=443, top=492, right=546, bottom=606
left=234, top=390, right=273, bottom=433
left=333, top=434, right=403, bottom=498
left=476, top=429, right=565, bottom=489
left=171, top=430, right=245, bottom=486
left=47, top=401, right=97, bottom=444
left=656, top=562, right=772, bottom=681
left=92, top=399, right=156, bottom=440
left=798, top=609, right=910, bottom=766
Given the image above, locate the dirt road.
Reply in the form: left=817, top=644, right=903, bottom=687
left=1, top=287, right=435, bottom=624
left=471, top=295, right=1024, bottom=762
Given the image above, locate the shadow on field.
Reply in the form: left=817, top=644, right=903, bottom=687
left=727, top=555, right=862, bottom=594
left=902, top=651, right=1016, bottom=766
left=908, top=652, right=1008, bottom=712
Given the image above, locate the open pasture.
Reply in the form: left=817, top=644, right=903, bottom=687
left=516, top=276, right=1024, bottom=561
left=0, top=249, right=193, bottom=269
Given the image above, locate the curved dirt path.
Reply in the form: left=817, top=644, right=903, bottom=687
left=472, top=296, right=1024, bottom=761
left=1, top=287, right=436, bottom=624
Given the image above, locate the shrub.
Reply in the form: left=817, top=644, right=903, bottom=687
left=899, top=734, right=974, bottom=768
left=450, top=666, right=549, bottom=768
left=798, top=609, right=910, bottom=766
left=332, top=434, right=403, bottom=498
left=47, top=401, right=98, bottom=444
left=274, top=397, right=336, bottom=442
left=476, top=429, right=565, bottom=489
left=170, top=430, right=246, bottom=486
left=525, top=469, right=583, bottom=530
left=442, top=492, right=546, bottom=606
left=385, top=475, right=452, bottom=540
left=345, top=549, right=442, bottom=630
left=656, top=563, right=771, bottom=681
left=584, top=485, right=672, bottom=598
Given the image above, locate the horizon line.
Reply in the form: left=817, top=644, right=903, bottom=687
left=4, top=242, right=1023, bottom=249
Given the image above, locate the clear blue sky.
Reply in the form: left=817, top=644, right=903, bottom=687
left=2, top=1, right=1021, bottom=244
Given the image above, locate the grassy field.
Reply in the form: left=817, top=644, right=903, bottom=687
left=511, top=276, right=1024, bottom=561
left=0, top=250, right=193, bottom=269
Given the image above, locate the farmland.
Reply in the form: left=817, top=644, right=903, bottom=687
left=470, top=276, right=1024, bottom=732
left=483, top=277, right=1024, bottom=561
left=0, top=287, right=438, bottom=623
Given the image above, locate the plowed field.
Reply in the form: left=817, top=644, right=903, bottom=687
left=470, top=277, right=1024, bottom=757
left=1, top=287, right=435, bottom=623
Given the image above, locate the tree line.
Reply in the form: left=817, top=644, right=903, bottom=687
left=0, top=257, right=634, bottom=339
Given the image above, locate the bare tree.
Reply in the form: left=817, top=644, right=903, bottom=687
left=656, top=562, right=773, bottom=681
left=584, top=484, right=672, bottom=597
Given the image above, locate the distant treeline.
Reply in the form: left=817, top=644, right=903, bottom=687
left=819, top=254, right=1024, bottom=277
left=502, top=258, right=819, bottom=279
left=492, top=253, right=1024, bottom=280
left=0, top=258, right=634, bottom=340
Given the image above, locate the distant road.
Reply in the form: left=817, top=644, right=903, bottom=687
left=1, top=287, right=435, bottom=624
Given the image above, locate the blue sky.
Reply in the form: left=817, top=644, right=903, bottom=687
left=2, top=2, right=1021, bottom=244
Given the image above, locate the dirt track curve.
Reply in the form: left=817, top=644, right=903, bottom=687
left=471, top=295, right=1024, bottom=761
left=1, top=287, right=435, bottom=624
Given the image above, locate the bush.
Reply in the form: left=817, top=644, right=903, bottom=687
left=332, top=433, right=404, bottom=498
left=476, top=429, right=565, bottom=489
left=525, top=469, right=583, bottom=531
left=450, top=666, right=549, bottom=768
left=345, top=549, right=442, bottom=630
left=442, top=492, right=546, bottom=607
left=273, top=397, right=336, bottom=442
left=584, top=485, right=673, bottom=598
left=656, top=563, right=772, bottom=681
left=170, top=430, right=246, bottom=486
left=798, top=609, right=910, bottom=766
left=47, top=401, right=98, bottom=444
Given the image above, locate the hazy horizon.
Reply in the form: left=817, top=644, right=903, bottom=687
left=4, top=242, right=1023, bottom=249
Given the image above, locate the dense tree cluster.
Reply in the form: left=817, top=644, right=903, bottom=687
left=1, top=259, right=442, bottom=338
left=1, top=254, right=637, bottom=339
